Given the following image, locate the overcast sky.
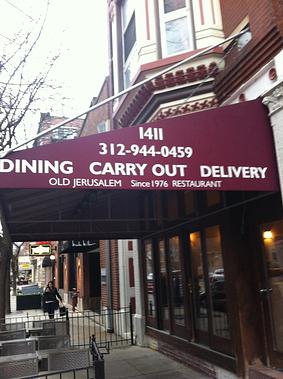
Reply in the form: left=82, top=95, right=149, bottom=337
left=0, top=0, right=109, bottom=142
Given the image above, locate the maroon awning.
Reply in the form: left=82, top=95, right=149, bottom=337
left=0, top=99, right=279, bottom=192
left=0, top=100, right=280, bottom=242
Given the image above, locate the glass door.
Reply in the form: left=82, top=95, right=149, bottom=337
left=189, top=225, right=232, bottom=354
left=168, top=235, right=186, bottom=336
left=145, top=239, right=157, bottom=327
left=261, top=220, right=283, bottom=367
left=190, top=231, right=209, bottom=344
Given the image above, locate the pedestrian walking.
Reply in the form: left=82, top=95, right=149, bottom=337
left=42, top=281, right=62, bottom=319
left=71, top=287, right=78, bottom=312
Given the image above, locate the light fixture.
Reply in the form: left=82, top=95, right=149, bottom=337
left=50, top=254, right=56, bottom=261
left=263, top=230, right=273, bottom=240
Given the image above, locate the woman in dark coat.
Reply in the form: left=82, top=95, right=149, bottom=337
left=43, top=281, right=62, bottom=319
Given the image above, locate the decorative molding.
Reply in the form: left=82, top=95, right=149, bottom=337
left=115, top=62, right=221, bottom=128
left=262, top=83, right=283, bottom=116
left=152, top=98, right=218, bottom=121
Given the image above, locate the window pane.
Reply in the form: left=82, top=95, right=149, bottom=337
left=145, top=240, right=156, bottom=317
left=206, top=191, right=221, bottom=207
left=166, top=191, right=179, bottom=220
left=124, top=13, right=136, bottom=61
left=164, top=0, right=186, bottom=13
left=262, top=220, right=283, bottom=352
left=165, top=17, right=190, bottom=55
left=184, top=191, right=195, bottom=214
left=159, top=240, right=169, bottom=331
left=121, top=0, right=134, bottom=28
left=206, top=226, right=230, bottom=339
left=190, top=232, right=209, bottom=335
left=169, top=236, right=185, bottom=326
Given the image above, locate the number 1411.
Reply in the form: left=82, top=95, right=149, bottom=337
left=139, top=127, right=163, bottom=141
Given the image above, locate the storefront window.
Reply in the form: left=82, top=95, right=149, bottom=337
left=159, top=240, right=169, bottom=331
left=262, top=221, right=283, bottom=352
left=206, top=191, right=221, bottom=207
left=205, top=226, right=230, bottom=339
left=166, top=191, right=179, bottom=220
left=184, top=191, right=195, bottom=215
left=190, top=232, right=209, bottom=335
left=169, top=236, right=185, bottom=326
left=145, top=240, right=156, bottom=318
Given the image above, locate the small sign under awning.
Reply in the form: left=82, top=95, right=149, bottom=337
left=60, top=240, right=99, bottom=253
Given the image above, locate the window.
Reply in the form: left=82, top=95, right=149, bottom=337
left=121, top=0, right=137, bottom=87
left=169, top=236, right=185, bottom=326
left=159, top=0, right=193, bottom=56
left=145, top=240, right=156, bottom=320
left=190, top=231, right=209, bottom=337
left=158, top=240, right=169, bottom=331
left=205, top=225, right=230, bottom=340
left=96, top=121, right=109, bottom=134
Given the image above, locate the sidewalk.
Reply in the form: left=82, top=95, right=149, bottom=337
left=8, top=298, right=210, bottom=379
left=104, top=345, right=209, bottom=379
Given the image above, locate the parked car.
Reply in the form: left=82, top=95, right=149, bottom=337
left=200, top=278, right=226, bottom=312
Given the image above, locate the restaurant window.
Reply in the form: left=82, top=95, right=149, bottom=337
left=169, top=235, right=185, bottom=326
left=205, top=225, right=230, bottom=340
left=166, top=191, right=179, bottom=220
left=262, top=220, right=283, bottom=352
left=184, top=191, right=195, bottom=215
left=190, top=231, right=209, bottom=342
left=145, top=240, right=156, bottom=324
left=159, top=0, right=193, bottom=57
left=206, top=191, right=221, bottom=208
left=158, top=239, right=170, bottom=331
left=154, top=192, right=163, bottom=226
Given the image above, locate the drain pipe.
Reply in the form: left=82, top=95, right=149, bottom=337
left=105, top=239, right=114, bottom=333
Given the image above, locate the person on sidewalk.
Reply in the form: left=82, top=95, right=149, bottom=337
left=71, top=288, right=78, bottom=312
left=42, top=281, right=62, bottom=319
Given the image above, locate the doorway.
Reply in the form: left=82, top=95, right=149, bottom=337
left=261, top=220, right=283, bottom=368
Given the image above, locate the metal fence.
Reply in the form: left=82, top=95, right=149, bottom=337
left=2, top=305, right=135, bottom=348
left=20, top=336, right=105, bottom=379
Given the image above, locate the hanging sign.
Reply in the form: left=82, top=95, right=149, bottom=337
left=0, top=100, right=279, bottom=191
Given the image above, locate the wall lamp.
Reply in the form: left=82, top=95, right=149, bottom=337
left=263, top=230, right=273, bottom=240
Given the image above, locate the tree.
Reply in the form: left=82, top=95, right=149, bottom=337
left=0, top=3, right=59, bottom=320
left=0, top=4, right=59, bottom=150
left=11, top=242, right=24, bottom=296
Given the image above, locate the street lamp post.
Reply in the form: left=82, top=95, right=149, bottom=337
left=50, top=254, right=56, bottom=282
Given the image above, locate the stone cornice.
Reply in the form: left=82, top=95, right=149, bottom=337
left=262, top=82, right=283, bottom=116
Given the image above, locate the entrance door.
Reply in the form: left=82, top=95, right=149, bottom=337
left=189, top=225, right=232, bottom=354
left=261, top=220, right=283, bottom=367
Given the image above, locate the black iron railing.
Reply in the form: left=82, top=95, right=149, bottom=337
left=2, top=305, right=135, bottom=348
left=20, top=366, right=95, bottom=379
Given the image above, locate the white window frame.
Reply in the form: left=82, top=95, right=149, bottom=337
left=96, top=120, right=110, bottom=134
left=159, top=0, right=194, bottom=57
left=121, top=0, right=138, bottom=88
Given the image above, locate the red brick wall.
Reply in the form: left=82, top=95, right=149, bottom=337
left=216, top=0, right=283, bottom=102
left=220, top=0, right=247, bottom=36
left=111, top=240, right=120, bottom=310
left=100, top=241, right=107, bottom=307
left=80, top=76, right=112, bottom=137
left=100, top=239, right=120, bottom=310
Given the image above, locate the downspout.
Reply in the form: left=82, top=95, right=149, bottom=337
left=153, top=0, right=162, bottom=60
left=105, top=239, right=114, bottom=332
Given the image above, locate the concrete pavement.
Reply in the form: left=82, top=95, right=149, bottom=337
left=104, top=345, right=209, bottom=379
left=8, top=296, right=210, bottom=379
